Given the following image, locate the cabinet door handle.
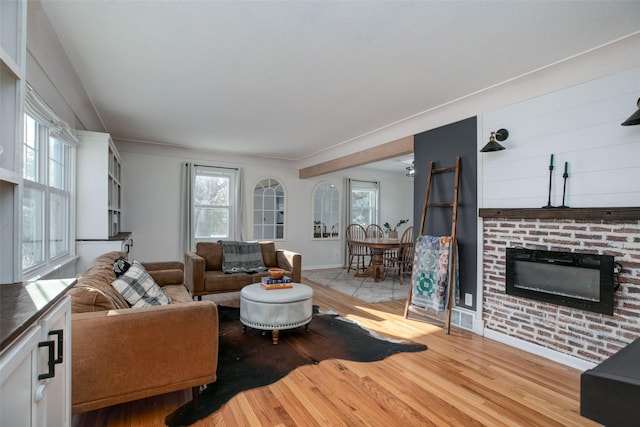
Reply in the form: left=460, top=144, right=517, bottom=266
left=49, top=329, right=63, bottom=364
left=38, top=341, right=55, bottom=380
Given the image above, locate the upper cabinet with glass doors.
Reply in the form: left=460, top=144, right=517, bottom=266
left=313, top=182, right=339, bottom=239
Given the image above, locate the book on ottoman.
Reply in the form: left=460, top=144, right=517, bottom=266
left=261, top=276, right=293, bottom=290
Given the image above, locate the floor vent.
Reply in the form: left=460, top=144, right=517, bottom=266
left=450, top=307, right=475, bottom=331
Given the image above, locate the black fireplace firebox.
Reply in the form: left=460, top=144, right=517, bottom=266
left=505, top=247, right=616, bottom=315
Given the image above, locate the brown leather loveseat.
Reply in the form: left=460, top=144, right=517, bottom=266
left=185, top=241, right=301, bottom=299
left=65, top=251, right=218, bottom=413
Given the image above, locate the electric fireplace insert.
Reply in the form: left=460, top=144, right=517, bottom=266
left=505, top=247, right=616, bottom=315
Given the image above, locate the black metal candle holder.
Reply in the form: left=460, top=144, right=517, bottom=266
left=542, top=164, right=554, bottom=208
left=559, top=166, right=569, bottom=208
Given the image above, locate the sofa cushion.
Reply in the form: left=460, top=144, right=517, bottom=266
left=149, top=268, right=184, bottom=286
left=219, top=241, right=267, bottom=274
left=112, top=261, right=171, bottom=308
left=196, top=242, right=223, bottom=271
left=204, top=270, right=252, bottom=293
left=259, top=242, right=278, bottom=267
left=68, top=261, right=130, bottom=313
left=161, top=284, right=193, bottom=303
left=67, top=279, right=130, bottom=313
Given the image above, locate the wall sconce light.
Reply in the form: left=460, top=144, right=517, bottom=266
left=480, top=129, right=509, bottom=152
left=621, top=98, right=640, bottom=126
left=405, top=163, right=415, bottom=177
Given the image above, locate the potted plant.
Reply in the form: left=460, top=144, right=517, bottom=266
left=382, top=219, right=409, bottom=239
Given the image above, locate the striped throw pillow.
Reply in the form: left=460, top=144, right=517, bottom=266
left=112, top=261, right=170, bottom=308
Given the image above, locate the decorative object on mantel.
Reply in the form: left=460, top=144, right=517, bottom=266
left=621, top=97, right=640, bottom=126
left=543, top=153, right=555, bottom=208
left=560, top=161, right=570, bottom=208
left=479, top=128, right=509, bottom=152
left=383, top=219, right=409, bottom=239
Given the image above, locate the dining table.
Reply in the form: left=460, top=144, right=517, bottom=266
left=348, top=236, right=401, bottom=282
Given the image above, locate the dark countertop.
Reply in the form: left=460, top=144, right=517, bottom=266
left=0, top=278, right=76, bottom=352
left=76, top=231, right=132, bottom=241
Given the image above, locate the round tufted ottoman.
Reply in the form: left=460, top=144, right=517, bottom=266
left=240, top=283, right=313, bottom=344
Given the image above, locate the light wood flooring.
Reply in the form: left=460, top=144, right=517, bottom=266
left=73, top=279, right=600, bottom=426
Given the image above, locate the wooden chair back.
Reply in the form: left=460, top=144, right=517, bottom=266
left=365, top=224, right=384, bottom=238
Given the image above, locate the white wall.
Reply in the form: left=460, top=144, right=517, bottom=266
left=300, top=34, right=640, bottom=170
left=481, top=66, right=640, bottom=208
left=26, top=0, right=103, bottom=133
left=118, top=141, right=413, bottom=268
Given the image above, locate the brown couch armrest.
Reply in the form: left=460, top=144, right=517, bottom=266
left=71, top=301, right=218, bottom=413
left=143, top=261, right=184, bottom=272
left=276, top=249, right=301, bottom=283
left=185, top=251, right=205, bottom=296
left=143, top=261, right=185, bottom=287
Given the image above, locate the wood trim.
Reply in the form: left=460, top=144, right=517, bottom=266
left=478, top=207, right=640, bottom=220
left=298, top=135, right=414, bottom=179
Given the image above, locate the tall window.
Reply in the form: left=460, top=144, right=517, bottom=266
left=190, top=165, right=239, bottom=243
left=253, top=177, right=285, bottom=240
left=347, top=179, right=379, bottom=226
left=22, top=109, right=75, bottom=276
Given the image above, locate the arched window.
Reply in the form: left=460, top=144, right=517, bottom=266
left=313, top=182, right=340, bottom=239
left=253, top=177, right=285, bottom=240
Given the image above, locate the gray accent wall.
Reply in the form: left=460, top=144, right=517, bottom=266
left=413, top=117, right=477, bottom=310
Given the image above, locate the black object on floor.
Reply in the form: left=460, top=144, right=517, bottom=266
left=165, top=305, right=427, bottom=426
left=580, top=336, right=640, bottom=427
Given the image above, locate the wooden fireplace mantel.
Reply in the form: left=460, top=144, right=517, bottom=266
left=478, top=207, right=640, bottom=221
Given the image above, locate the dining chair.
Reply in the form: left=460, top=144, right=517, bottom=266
left=396, top=226, right=414, bottom=284
left=365, top=224, right=384, bottom=238
left=346, top=224, right=368, bottom=274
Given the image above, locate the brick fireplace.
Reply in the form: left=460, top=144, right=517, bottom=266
left=479, top=208, right=640, bottom=364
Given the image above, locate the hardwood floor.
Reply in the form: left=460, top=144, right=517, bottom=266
left=73, top=279, right=599, bottom=426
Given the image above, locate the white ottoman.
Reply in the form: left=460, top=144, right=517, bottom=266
left=240, top=283, right=313, bottom=344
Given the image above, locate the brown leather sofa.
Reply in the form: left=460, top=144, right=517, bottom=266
left=185, top=241, right=301, bottom=299
left=65, top=251, right=218, bottom=413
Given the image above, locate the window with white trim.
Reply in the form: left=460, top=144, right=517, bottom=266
left=22, top=109, right=76, bottom=276
left=191, top=165, right=239, bottom=242
left=348, top=179, right=379, bottom=227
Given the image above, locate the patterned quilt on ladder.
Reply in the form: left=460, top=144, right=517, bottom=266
left=410, top=235, right=459, bottom=315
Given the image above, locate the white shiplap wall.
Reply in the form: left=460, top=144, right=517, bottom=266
left=481, top=66, right=640, bottom=208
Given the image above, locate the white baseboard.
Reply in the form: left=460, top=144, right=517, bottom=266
left=483, top=328, right=597, bottom=371
left=302, top=263, right=344, bottom=271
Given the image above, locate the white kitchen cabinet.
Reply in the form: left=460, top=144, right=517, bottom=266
left=0, top=280, right=73, bottom=426
left=0, top=325, right=40, bottom=426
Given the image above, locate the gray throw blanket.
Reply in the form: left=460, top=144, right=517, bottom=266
left=219, top=241, right=267, bottom=274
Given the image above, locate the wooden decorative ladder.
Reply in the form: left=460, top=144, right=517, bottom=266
left=404, top=156, right=461, bottom=334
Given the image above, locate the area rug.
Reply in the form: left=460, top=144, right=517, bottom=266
left=165, top=305, right=426, bottom=426
left=303, top=267, right=409, bottom=303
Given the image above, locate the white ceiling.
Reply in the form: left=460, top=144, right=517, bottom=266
left=40, top=1, right=640, bottom=167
